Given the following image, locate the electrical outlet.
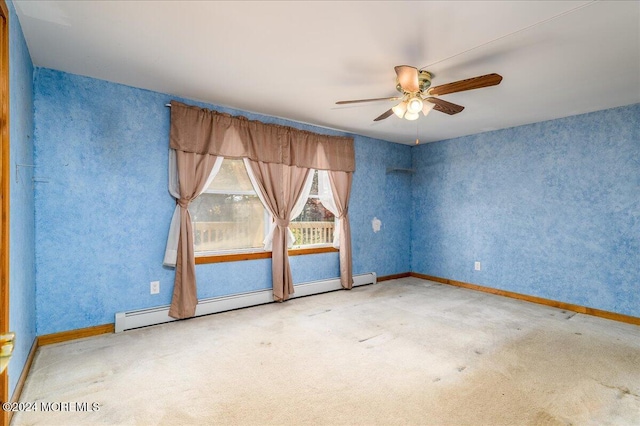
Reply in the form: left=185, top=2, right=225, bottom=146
left=474, top=261, right=481, bottom=271
left=150, top=281, right=160, bottom=294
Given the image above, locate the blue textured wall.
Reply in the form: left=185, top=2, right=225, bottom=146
left=411, top=104, right=640, bottom=317
left=33, top=68, right=412, bottom=335
left=7, top=0, right=36, bottom=398
left=352, top=136, right=413, bottom=275
left=32, top=63, right=638, bottom=337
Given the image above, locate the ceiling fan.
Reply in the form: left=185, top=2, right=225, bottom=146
left=336, top=66, right=502, bottom=121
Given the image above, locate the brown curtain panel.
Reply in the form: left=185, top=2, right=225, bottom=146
left=245, top=159, right=312, bottom=301
left=168, top=151, right=218, bottom=319
left=329, top=171, right=354, bottom=289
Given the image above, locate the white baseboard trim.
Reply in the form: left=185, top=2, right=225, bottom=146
left=115, top=272, right=377, bottom=333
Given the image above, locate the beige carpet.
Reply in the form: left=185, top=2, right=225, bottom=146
left=12, top=277, right=640, bottom=425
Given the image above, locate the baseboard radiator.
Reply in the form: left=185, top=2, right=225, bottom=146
left=115, top=272, right=377, bottom=333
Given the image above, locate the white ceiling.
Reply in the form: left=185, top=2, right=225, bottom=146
left=14, top=1, right=640, bottom=145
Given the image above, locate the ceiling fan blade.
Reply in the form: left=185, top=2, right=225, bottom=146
left=425, top=97, right=465, bottom=115
left=394, top=65, right=419, bottom=93
left=336, top=96, right=401, bottom=105
left=428, top=73, right=503, bottom=96
left=373, top=109, right=394, bottom=121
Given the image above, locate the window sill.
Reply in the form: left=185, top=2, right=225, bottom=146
left=195, top=246, right=338, bottom=264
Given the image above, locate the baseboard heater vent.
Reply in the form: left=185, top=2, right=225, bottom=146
left=115, top=272, right=376, bottom=333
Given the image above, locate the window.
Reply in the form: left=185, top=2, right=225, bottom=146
left=190, top=159, right=266, bottom=253
left=190, top=160, right=335, bottom=255
left=290, top=171, right=335, bottom=247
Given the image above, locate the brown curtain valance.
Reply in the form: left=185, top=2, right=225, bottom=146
left=170, top=101, right=355, bottom=172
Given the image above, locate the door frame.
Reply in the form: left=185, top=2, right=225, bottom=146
left=0, top=0, right=10, bottom=424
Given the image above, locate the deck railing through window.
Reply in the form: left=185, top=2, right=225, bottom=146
left=289, top=221, right=334, bottom=246
left=194, top=221, right=334, bottom=252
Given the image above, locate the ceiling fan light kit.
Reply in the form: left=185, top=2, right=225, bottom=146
left=407, top=97, right=424, bottom=114
left=392, top=101, right=407, bottom=119
left=404, top=111, right=420, bottom=121
left=422, top=102, right=435, bottom=116
left=336, top=65, right=502, bottom=123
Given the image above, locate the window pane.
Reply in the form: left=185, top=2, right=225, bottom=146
left=191, top=193, right=265, bottom=252
left=190, top=159, right=267, bottom=253
left=290, top=171, right=335, bottom=246
left=207, top=158, right=254, bottom=192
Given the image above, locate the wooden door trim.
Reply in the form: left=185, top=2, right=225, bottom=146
left=0, top=0, right=10, bottom=424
